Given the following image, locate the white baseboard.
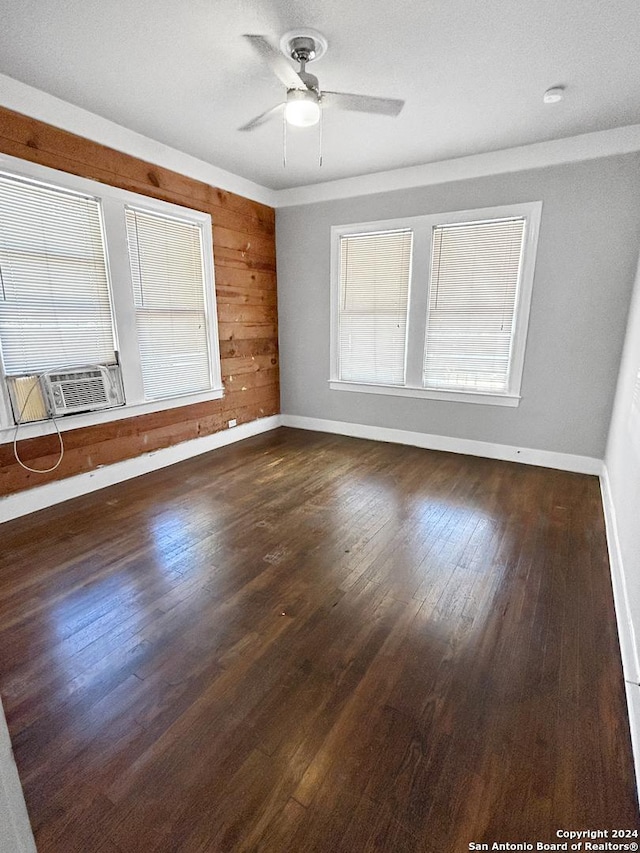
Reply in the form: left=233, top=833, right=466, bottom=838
left=600, top=466, right=640, bottom=684
left=625, top=682, right=640, bottom=806
left=0, top=698, right=36, bottom=853
left=280, top=414, right=603, bottom=475
left=600, top=465, right=640, bottom=803
left=0, top=415, right=281, bottom=523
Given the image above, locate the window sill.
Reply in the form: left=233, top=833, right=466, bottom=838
left=328, top=380, right=521, bottom=407
left=0, top=387, right=225, bottom=443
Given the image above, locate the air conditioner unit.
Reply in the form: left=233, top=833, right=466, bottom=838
left=41, top=365, right=125, bottom=416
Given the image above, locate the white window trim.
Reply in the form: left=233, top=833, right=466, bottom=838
left=328, top=380, right=520, bottom=407
left=0, top=152, right=224, bottom=443
left=330, top=202, right=543, bottom=406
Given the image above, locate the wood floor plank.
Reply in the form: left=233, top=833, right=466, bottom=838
left=0, top=427, right=637, bottom=851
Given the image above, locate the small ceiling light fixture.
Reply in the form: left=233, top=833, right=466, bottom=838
left=285, top=88, right=320, bottom=127
left=543, top=86, right=565, bottom=104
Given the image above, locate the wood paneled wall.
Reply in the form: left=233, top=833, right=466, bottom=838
left=0, top=107, right=279, bottom=496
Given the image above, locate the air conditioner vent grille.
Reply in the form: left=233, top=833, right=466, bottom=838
left=60, top=377, right=109, bottom=409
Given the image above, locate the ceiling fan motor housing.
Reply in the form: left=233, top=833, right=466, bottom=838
left=289, top=36, right=317, bottom=63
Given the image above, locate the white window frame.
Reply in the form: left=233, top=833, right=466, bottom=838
left=0, top=152, right=224, bottom=442
left=330, top=202, right=542, bottom=407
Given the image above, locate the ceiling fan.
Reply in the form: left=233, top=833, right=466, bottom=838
left=239, top=30, right=405, bottom=132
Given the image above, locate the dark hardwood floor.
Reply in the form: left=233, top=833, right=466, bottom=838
left=0, top=427, right=637, bottom=851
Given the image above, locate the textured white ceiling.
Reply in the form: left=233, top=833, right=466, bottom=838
left=0, top=0, right=638, bottom=190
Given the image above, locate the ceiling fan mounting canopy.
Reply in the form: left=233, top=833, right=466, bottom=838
left=279, top=29, right=328, bottom=64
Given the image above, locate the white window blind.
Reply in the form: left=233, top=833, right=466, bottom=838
left=423, top=217, right=526, bottom=393
left=125, top=208, right=212, bottom=401
left=0, top=174, right=116, bottom=375
left=338, top=229, right=412, bottom=385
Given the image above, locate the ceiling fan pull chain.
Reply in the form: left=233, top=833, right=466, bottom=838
left=319, top=101, right=323, bottom=167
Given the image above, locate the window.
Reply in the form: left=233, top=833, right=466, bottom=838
left=331, top=203, right=542, bottom=406
left=423, top=217, right=525, bottom=393
left=338, top=230, right=412, bottom=385
left=126, top=208, right=213, bottom=400
left=0, top=154, right=222, bottom=435
left=0, top=175, right=116, bottom=374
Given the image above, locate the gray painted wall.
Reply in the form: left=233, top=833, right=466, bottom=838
left=606, top=252, right=640, bottom=658
left=277, top=154, right=640, bottom=459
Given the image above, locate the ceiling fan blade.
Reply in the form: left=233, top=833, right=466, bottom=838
left=321, top=91, right=405, bottom=116
left=238, top=102, right=284, bottom=132
left=244, top=35, right=306, bottom=91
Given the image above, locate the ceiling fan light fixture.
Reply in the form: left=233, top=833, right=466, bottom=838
left=285, top=89, right=320, bottom=127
